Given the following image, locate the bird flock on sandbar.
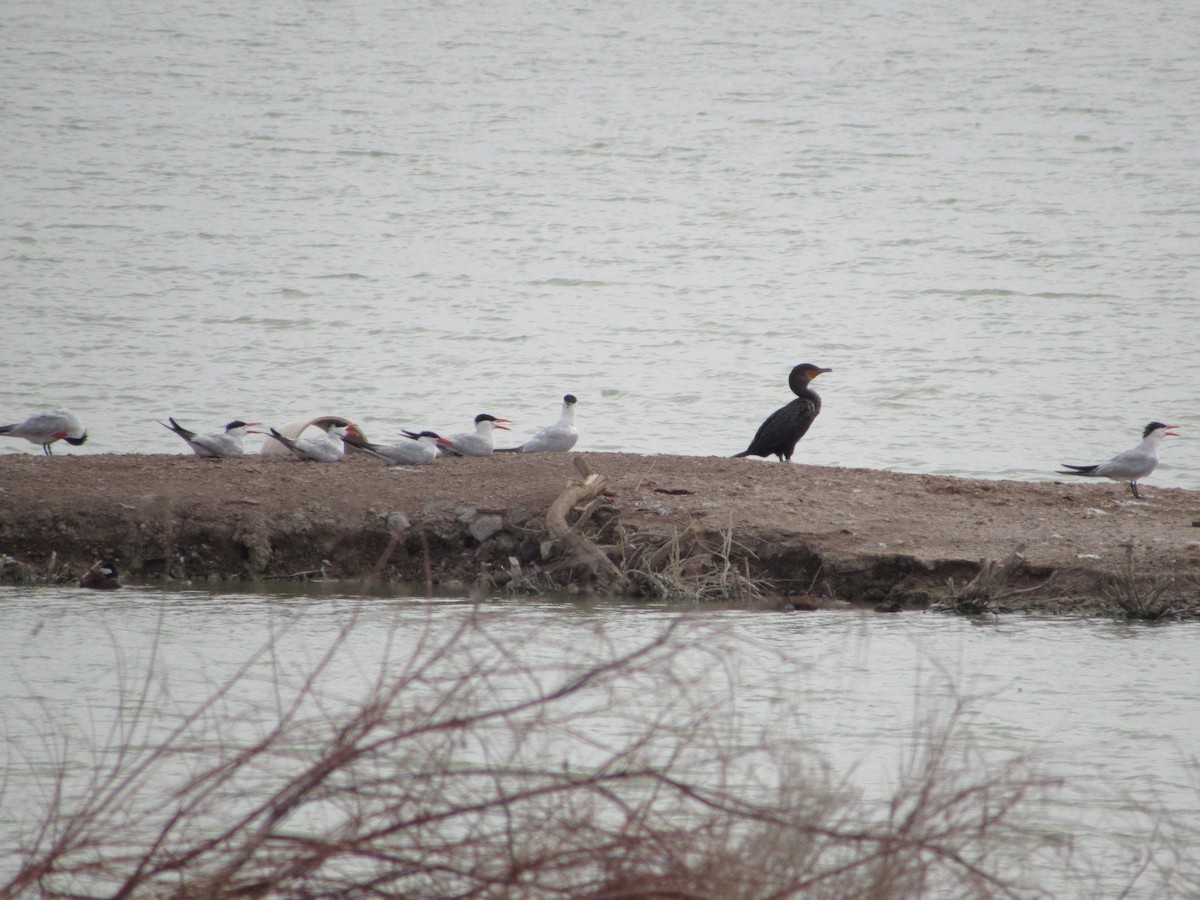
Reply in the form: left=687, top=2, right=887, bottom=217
left=0, top=395, right=581, bottom=463
left=1, top=366, right=1180, bottom=500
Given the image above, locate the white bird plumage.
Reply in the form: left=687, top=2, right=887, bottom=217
left=500, top=394, right=578, bottom=453
left=345, top=431, right=450, bottom=465
left=420, top=414, right=510, bottom=457
left=269, top=422, right=351, bottom=462
left=159, top=417, right=260, bottom=458
left=1057, top=421, right=1179, bottom=498
left=0, top=408, right=88, bottom=456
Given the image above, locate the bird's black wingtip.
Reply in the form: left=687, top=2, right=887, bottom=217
left=1056, top=464, right=1097, bottom=475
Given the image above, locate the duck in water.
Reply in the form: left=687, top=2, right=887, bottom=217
left=80, top=559, right=121, bottom=590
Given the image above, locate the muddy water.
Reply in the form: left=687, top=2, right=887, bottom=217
left=2, top=587, right=1197, bottom=893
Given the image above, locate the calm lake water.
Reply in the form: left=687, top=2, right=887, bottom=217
left=4, top=2, right=1199, bottom=893
left=2, top=587, right=1199, bottom=894
left=3, top=0, right=1199, bottom=486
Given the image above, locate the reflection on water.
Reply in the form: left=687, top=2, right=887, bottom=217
left=1, top=585, right=1197, bottom=893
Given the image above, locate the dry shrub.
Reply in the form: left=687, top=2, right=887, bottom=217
left=942, top=546, right=1035, bottom=615
left=621, top=524, right=767, bottom=603
left=1101, top=543, right=1192, bottom=620
left=0, top=609, right=1163, bottom=898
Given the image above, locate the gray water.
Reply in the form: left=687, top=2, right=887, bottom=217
left=2, top=587, right=1199, bottom=894
left=4, top=3, right=1200, bottom=892
left=3, top=0, right=1199, bottom=485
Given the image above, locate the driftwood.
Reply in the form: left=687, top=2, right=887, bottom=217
left=546, top=456, right=629, bottom=592
left=362, top=511, right=412, bottom=590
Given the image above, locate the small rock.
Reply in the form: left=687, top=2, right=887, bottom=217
left=468, top=514, right=504, bottom=543
left=456, top=505, right=478, bottom=523
left=385, top=511, right=411, bottom=536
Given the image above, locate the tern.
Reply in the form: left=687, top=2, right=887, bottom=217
left=344, top=430, right=452, bottom=465
left=159, top=417, right=261, bottom=458
left=497, top=394, right=578, bottom=453
left=733, top=363, right=831, bottom=462
left=1057, top=421, right=1179, bottom=499
left=268, top=422, right=352, bottom=462
left=414, top=413, right=510, bottom=457
left=0, top=408, right=88, bottom=456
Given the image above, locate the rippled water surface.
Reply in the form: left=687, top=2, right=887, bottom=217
left=3, top=0, right=1199, bottom=485
left=4, top=6, right=1200, bottom=888
left=2, top=588, right=1199, bottom=894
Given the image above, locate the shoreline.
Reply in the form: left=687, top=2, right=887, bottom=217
left=2, top=450, right=1198, bottom=616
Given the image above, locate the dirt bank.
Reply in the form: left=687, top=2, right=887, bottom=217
left=2, top=451, right=1199, bottom=615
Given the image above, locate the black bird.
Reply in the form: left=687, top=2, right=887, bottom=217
left=733, top=363, right=831, bottom=461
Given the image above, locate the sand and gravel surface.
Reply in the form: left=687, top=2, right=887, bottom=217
left=2, top=451, right=1198, bottom=613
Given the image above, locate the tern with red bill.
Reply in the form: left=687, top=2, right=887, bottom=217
left=344, top=430, right=452, bottom=465
left=0, top=408, right=88, bottom=456
left=268, top=422, right=353, bottom=462
left=159, top=417, right=261, bottom=458
left=1057, top=421, right=1179, bottom=499
left=415, top=413, right=510, bottom=457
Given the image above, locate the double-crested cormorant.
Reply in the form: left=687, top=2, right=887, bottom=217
left=733, top=363, right=831, bottom=461
left=344, top=430, right=452, bottom=465
left=497, top=394, right=578, bottom=453
left=0, top=408, right=88, bottom=456
left=159, top=417, right=261, bottom=458
left=1057, top=421, right=1178, bottom=498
